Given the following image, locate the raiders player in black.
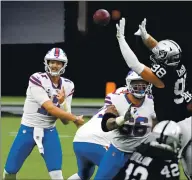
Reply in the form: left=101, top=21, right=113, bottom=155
left=116, top=17, right=192, bottom=179
left=114, top=120, right=182, bottom=180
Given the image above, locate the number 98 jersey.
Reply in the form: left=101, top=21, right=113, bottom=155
left=114, top=147, right=180, bottom=180
left=150, top=62, right=191, bottom=122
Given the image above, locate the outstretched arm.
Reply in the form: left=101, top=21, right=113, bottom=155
left=116, top=18, right=164, bottom=88
left=134, top=18, right=158, bottom=50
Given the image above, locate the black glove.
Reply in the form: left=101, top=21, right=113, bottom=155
left=124, top=103, right=133, bottom=121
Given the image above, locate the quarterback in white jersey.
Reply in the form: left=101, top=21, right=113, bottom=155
left=3, top=48, right=84, bottom=180
left=94, top=70, right=157, bottom=180
left=22, top=71, right=75, bottom=128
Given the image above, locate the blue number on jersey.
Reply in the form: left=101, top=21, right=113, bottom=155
left=37, top=96, right=59, bottom=116
left=135, top=116, right=148, bottom=124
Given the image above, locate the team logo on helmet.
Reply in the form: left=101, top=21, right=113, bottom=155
left=159, top=50, right=168, bottom=59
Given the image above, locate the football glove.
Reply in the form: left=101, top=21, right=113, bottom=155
left=124, top=103, right=132, bottom=121
left=134, top=18, right=149, bottom=40
left=116, top=17, right=125, bottom=39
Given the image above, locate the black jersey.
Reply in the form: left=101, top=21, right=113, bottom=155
left=114, top=144, right=180, bottom=180
left=150, top=62, right=192, bottom=122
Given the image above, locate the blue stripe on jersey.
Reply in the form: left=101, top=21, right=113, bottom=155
left=31, top=75, right=41, bottom=84
left=29, top=78, right=43, bottom=88
left=67, top=88, right=74, bottom=97
left=105, top=96, right=111, bottom=100
left=104, top=100, right=112, bottom=105
left=98, top=114, right=103, bottom=118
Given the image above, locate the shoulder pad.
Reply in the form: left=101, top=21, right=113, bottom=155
left=29, top=72, right=44, bottom=88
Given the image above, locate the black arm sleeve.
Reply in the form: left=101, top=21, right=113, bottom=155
left=101, top=113, right=117, bottom=132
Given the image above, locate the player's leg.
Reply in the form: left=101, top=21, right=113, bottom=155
left=3, top=125, right=36, bottom=179
left=94, top=144, right=131, bottom=180
left=178, top=117, right=192, bottom=179
left=68, top=142, right=95, bottom=180
left=181, top=140, right=192, bottom=180
left=42, top=127, right=63, bottom=180
left=68, top=142, right=106, bottom=180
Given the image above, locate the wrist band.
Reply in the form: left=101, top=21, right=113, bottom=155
left=115, top=116, right=125, bottom=126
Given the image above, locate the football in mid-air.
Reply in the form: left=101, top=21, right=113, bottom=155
left=93, top=9, right=110, bottom=26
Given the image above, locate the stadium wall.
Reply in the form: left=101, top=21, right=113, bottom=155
left=2, top=1, right=192, bottom=98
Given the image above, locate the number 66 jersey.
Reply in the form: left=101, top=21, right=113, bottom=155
left=150, top=63, right=192, bottom=122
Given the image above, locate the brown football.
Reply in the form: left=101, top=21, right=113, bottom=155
left=93, top=9, right=110, bottom=26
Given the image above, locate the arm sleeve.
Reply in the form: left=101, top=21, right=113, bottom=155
left=118, top=37, right=145, bottom=74
left=30, top=86, right=50, bottom=105
left=101, top=113, right=117, bottom=132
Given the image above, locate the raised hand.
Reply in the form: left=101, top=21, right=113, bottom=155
left=134, top=18, right=149, bottom=40
left=116, top=17, right=125, bottom=39
left=56, top=86, right=65, bottom=104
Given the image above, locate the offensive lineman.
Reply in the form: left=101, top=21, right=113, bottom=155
left=114, top=120, right=182, bottom=180
left=68, top=82, right=132, bottom=180
left=116, top=17, right=192, bottom=179
left=94, top=70, right=157, bottom=180
left=3, top=48, right=84, bottom=180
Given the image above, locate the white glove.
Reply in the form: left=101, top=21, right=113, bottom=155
left=134, top=18, right=149, bottom=40
left=116, top=17, right=125, bottom=39
left=115, top=116, right=125, bottom=126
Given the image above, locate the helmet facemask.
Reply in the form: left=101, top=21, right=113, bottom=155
left=44, top=60, right=67, bottom=76
left=128, top=80, right=151, bottom=99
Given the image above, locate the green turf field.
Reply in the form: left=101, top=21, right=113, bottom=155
left=1, top=116, right=93, bottom=179
left=1, top=116, right=187, bottom=180
left=1, top=96, right=104, bottom=104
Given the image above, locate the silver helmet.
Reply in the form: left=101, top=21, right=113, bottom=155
left=150, top=40, right=182, bottom=66
left=150, top=120, right=182, bottom=154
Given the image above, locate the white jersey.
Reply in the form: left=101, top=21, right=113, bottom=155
left=73, top=106, right=112, bottom=147
left=73, top=88, right=128, bottom=147
left=21, top=72, right=74, bottom=128
left=107, top=92, right=156, bottom=153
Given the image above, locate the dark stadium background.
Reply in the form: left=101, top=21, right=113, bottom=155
left=2, top=1, right=192, bottom=98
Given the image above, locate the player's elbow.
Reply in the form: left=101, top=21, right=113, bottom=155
left=101, top=113, right=117, bottom=132
left=101, top=118, right=109, bottom=132
left=154, top=82, right=165, bottom=88
left=140, top=67, right=165, bottom=88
